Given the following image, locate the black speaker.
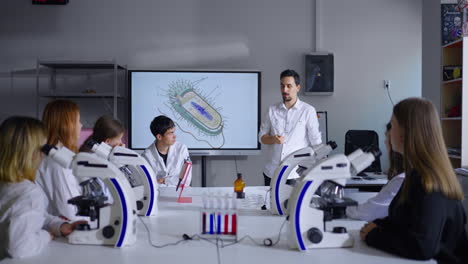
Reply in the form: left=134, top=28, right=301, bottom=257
left=305, top=54, right=334, bottom=95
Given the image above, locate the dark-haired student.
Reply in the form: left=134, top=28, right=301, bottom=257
left=360, top=97, right=468, bottom=264
left=79, top=115, right=126, bottom=204
left=142, top=115, right=191, bottom=186
left=79, top=115, right=125, bottom=152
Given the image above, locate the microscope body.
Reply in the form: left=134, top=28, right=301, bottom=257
left=92, top=143, right=159, bottom=216
left=43, top=146, right=137, bottom=247
left=288, top=149, right=376, bottom=251
left=270, top=142, right=336, bottom=216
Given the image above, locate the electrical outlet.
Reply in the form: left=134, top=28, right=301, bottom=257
left=383, top=80, right=390, bottom=90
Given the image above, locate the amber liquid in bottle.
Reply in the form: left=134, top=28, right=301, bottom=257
left=234, top=173, right=245, bottom=198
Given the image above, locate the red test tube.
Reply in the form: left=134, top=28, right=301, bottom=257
left=202, top=212, right=206, bottom=234
left=231, top=214, right=237, bottom=235
left=224, top=214, right=229, bottom=234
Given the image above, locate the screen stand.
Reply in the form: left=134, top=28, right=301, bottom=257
left=202, top=156, right=207, bottom=187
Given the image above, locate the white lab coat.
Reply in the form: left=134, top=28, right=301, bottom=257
left=346, top=173, right=405, bottom=221
left=35, top=155, right=83, bottom=221
left=0, top=180, right=64, bottom=259
left=142, top=141, right=192, bottom=187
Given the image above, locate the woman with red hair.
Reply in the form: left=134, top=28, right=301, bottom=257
left=36, top=100, right=84, bottom=221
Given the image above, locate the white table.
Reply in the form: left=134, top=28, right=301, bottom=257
left=1, top=187, right=434, bottom=264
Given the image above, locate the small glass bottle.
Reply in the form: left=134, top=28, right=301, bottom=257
left=234, top=173, right=246, bottom=199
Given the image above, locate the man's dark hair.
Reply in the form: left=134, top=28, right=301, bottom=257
left=280, top=69, right=300, bottom=86
left=150, top=115, right=175, bottom=137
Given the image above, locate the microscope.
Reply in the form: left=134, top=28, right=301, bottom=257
left=86, top=141, right=158, bottom=216
left=270, top=141, right=337, bottom=215
left=41, top=145, right=137, bottom=247
left=288, top=148, right=380, bottom=251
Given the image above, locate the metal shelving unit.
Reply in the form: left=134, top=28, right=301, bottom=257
left=441, top=37, right=467, bottom=168
left=35, top=60, right=127, bottom=128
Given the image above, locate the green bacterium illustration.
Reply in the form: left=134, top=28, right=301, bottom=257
left=160, top=78, right=226, bottom=148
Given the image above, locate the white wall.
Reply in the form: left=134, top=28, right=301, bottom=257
left=0, top=0, right=422, bottom=187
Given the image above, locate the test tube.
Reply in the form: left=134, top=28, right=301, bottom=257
left=231, top=213, right=237, bottom=235
left=224, top=214, right=229, bottom=234
left=202, top=212, right=207, bottom=234
left=210, top=212, right=214, bottom=234
left=224, top=194, right=229, bottom=235
left=217, top=212, right=221, bottom=234
left=201, top=193, right=207, bottom=234
left=231, top=193, right=237, bottom=235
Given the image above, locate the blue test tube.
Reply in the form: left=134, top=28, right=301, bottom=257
left=210, top=213, right=214, bottom=234
left=217, top=212, right=221, bottom=234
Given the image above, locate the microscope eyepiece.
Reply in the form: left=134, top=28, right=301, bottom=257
left=40, top=144, right=56, bottom=155
left=362, top=145, right=381, bottom=158
left=86, top=139, right=99, bottom=148
left=364, top=144, right=382, bottom=158
left=327, top=141, right=338, bottom=150
left=371, top=148, right=382, bottom=158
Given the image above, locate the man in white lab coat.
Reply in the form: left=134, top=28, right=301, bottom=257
left=142, top=115, right=192, bottom=186
left=259, top=69, right=322, bottom=186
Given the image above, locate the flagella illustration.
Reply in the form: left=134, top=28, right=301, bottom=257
left=160, top=78, right=226, bottom=148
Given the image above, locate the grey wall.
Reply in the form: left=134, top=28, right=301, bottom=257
left=422, top=0, right=441, bottom=113
left=0, top=0, right=423, bottom=187
left=303, top=0, right=422, bottom=177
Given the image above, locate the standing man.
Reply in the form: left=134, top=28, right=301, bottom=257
left=259, top=69, right=322, bottom=186
left=142, top=115, right=192, bottom=186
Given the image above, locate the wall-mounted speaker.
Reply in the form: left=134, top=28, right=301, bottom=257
left=305, top=53, right=334, bottom=95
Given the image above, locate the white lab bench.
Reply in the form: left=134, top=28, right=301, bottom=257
left=0, top=186, right=434, bottom=264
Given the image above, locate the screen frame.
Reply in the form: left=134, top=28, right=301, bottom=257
left=128, top=70, right=262, bottom=156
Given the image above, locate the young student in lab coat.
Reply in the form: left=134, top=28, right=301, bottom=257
left=0, top=116, right=85, bottom=259
left=142, top=115, right=192, bottom=186
left=346, top=123, right=405, bottom=221
left=360, top=98, right=468, bottom=263
left=35, top=100, right=84, bottom=221
left=78, top=115, right=125, bottom=204
left=79, top=115, right=125, bottom=152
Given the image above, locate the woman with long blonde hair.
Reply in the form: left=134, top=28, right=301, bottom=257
left=35, top=100, right=84, bottom=221
left=0, top=116, right=84, bottom=258
left=360, top=98, right=468, bottom=263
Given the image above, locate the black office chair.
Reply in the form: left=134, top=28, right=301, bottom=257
left=344, top=130, right=382, bottom=175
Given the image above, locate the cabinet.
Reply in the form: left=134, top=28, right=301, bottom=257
left=441, top=39, right=468, bottom=168
left=35, top=60, right=127, bottom=128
